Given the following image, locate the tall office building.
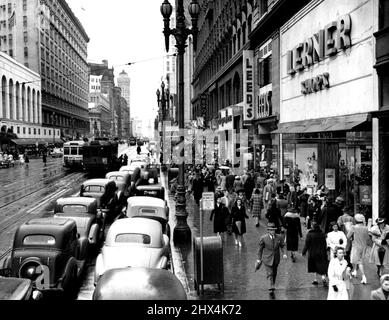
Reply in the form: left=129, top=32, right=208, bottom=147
left=0, top=0, right=90, bottom=138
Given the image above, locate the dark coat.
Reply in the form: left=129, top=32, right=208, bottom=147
left=226, top=174, right=235, bottom=191
left=266, top=202, right=283, bottom=233
left=210, top=203, right=229, bottom=233
left=299, top=193, right=309, bottom=217
left=284, top=212, right=302, bottom=251
left=231, top=205, right=248, bottom=235
left=258, top=233, right=285, bottom=266
left=319, top=203, right=342, bottom=234
left=192, top=178, right=204, bottom=201
left=244, top=177, right=255, bottom=200
left=302, top=228, right=328, bottom=274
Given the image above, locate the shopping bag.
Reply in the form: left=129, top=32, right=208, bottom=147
left=254, top=260, right=262, bottom=272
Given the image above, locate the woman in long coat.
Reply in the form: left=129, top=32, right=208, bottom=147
left=250, top=188, right=263, bottom=227
left=231, top=198, right=249, bottom=247
left=283, top=207, right=302, bottom=262
left=210, top=196, right=229, bottom=236
left=369, top=218, right=389, bottom=277
left=327, top=247, right=352, bottom=300
left=302, top=221, right=329, bottom=285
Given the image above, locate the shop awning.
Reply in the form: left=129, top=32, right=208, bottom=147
left=10, top=138, right=63, bottom=146
left=272, top=113, right=368, bottom=134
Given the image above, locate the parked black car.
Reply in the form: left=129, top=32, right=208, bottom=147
left=1, top=218, right=83, bottom=298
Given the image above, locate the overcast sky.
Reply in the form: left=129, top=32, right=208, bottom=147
left=67, top=0, right=167, bottom=131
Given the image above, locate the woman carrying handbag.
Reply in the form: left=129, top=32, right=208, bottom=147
left=231, top=198, right=249, bottom=247
left=369, top=218, right=389, bottom=277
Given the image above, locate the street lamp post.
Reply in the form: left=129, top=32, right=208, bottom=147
left=160, top=0, right=200, bottom=244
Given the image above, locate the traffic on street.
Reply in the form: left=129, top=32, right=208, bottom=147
left=1, top=0, right=389, bottom=306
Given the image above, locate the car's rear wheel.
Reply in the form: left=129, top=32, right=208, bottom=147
left=64, top=266, right=78, bottom=300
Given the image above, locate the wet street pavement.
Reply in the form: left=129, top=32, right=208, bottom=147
left=162, top=173, right=381, bottom=300
left=0, top=156, right=88, bottom=262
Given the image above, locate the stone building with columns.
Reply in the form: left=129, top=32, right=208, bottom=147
left=0, top=51, right=60, bottom=152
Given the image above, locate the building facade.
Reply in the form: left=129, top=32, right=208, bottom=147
left=117, top=70, right=131, bottom=137
left=0, top=0, right=90, bottom=139
left=88, top=92, right=110, bottom=138
left=89, top=60, right=116, bottom=137
left=0, top=51, right=60, bottom=152
left=373, top=0, right=389, bottom=221
left=275, top=0, right=378, bottom=220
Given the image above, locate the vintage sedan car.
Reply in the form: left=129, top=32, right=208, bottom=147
left=54, top=197, right=101, bottom=258
left=93, top=267, right=186, bottom=300
left=135, top=185, right=165, bottom=201
left=1, top=218, right=82, bottom=298
left=105, top=171, right=131, bottom=198
left=119, top=165, right=137, bottom=176
left=50, top=147, right=63, bottom=158
left=126, top=196, right=170, bottom=237
left=94, top=218, right=170, bottom=284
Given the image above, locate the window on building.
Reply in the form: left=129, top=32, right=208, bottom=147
left=24, top=62, right=29, bottom=68
left=38, top=129, right=40, bottom=134
left=24, top=31, right=28, bottom=43
left=258, top=55, right=272, bottom=87
left=17, top=126, right=20, bottom=134
left=33, top=128, right=36, bottom=135
left=44, top=129, right=46, bottom=135
left=48, top=130, right=51, bottom=135
left=259, top=0, right=268, bottom=17
left=23, top=15, right=27, bottom=27
left=8, top=33, right=12, bottom=45
left=23, top=127, right=26, bottom=134
left=23, top=0, right=27, bottom=11
left=8, top=3, right=11, bottom=14
left=24, top=47, right=28, bottom=57
left=9, top=49, right=13, bottom=58
left=28, top=128, right=31, bottom=134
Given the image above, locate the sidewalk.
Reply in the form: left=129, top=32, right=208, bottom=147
left=162, top=171, right=381, bottom=300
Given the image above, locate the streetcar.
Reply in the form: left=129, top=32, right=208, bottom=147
left=82, top=139, right=119, bottom=174
left=63, top=140, right=85, bottom=169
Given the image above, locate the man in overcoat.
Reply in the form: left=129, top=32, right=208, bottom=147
left=257, top=222, right=287, bottom=295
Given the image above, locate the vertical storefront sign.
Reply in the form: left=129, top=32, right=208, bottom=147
left=325, top=168, right=336, bottom=190
left=243, top=50, right=254, bottom=124
left=359, top=185, right=372, bottom=205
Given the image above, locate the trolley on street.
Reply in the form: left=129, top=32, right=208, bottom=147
left=63, top=140, right=85, bottom=169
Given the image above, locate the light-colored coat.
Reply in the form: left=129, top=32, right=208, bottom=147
left=371, top=287, right=389, bottom=300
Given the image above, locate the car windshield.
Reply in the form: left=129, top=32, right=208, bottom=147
left=23, top=235, right=55, bottom=245
left=62, top=205, right=87, bottom=213
left=140, top=208, right=157, bottom=215
left=83, top=185, right=105, bottom=192
left=115, top=233, right=151, bottom=244
left=109, top=176, right=123, bottom=181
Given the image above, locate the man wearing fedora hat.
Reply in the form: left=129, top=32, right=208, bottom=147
left=257, top=222, right=287, bottom=295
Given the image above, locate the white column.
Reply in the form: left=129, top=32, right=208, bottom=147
left=12, top=84, right=16, bottom=120
left=34, top=92, right=38, bottom=124
left=5, top=82, right=9, bottom=119
left=372, top=117, right=379, bottom=222
left=17, top=86, right=21, bottom=121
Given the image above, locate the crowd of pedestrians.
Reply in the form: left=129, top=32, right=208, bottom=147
left=181, top=164, right=389, bottom=300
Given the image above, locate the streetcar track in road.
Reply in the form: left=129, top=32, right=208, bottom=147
left=0, top=172, right=86, bottom=237
left=0, top=162, right=63, bottom=190
left=0, top=172, right=77, bottom=210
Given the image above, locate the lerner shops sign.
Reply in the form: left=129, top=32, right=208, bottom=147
left=286, top=14, right=351, bottom=95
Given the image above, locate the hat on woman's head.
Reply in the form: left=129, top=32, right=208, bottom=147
left=354, top=214, right=365, bottom=223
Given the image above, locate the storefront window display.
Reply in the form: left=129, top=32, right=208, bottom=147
left=340, top=142, right=372, bottom=218
left=283, top=143, right=318, bottom=193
